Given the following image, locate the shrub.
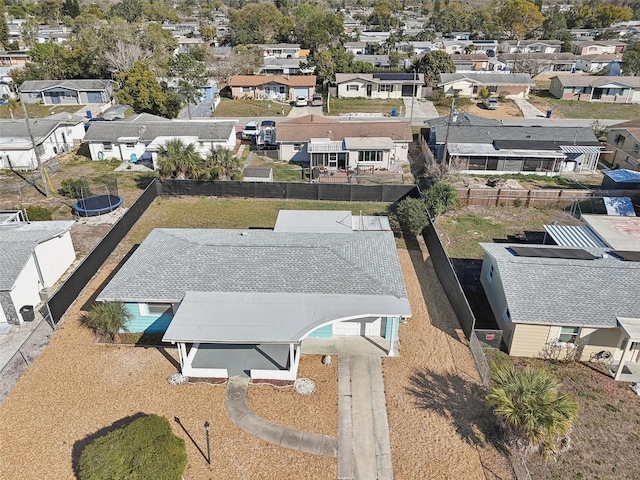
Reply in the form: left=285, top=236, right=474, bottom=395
left=83, top=302, right=133, bottom=341
left=78, top=414, right=187, bottom=480
left=424, top=182, right=458, bottom=217
left=396, top=197, right=429, bottom=236
left=478, top=87, right=491, bottom=99
left=59, top=178, right=91, bottom=199
left=24, top=205, right=52, bottom=221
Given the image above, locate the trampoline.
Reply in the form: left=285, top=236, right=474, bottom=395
left=73, top=195, right=124, bottom=217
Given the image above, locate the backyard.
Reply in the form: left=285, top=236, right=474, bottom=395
left=0, top=195, right=515, bottom=479
left=325, top=97, right=403, bottom=116
left=0, top=103, right=83, bottom=119
left=212, top=98, right=292, bottom=118
left=529, top=91, right=640, bottom=119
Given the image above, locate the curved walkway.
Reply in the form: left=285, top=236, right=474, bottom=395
left=225, top=376, right=337, bottom=457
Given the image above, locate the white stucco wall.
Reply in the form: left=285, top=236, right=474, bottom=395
left=279, top=143, right=309, bottom=162
left=33, top=231, right=76, bottom=287
left=10, top=255, right=42, bottom=322
left=337, top=80, right=369, bottom=98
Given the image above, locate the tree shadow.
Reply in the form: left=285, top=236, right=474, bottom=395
left=71, top=412, right=147, bottom=477
left=449, top=258, right=499, bottom=330
left=404, top=233, right=466, bottom=343
left=406, top=369, right=506, bottom=453
left=134, top=173, right=158, bottom=190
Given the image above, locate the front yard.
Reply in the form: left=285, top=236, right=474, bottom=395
left=212, top=98, right=292, bottom=118
left=326, top=97, right=403, bottom=116
left=0, top=103, right=83, bottom=118
left=529, top=91, right=640, bottom=119
left=432, top=97, right=523, bottom=119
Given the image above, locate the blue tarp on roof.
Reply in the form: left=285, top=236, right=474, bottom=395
left=603, top=197, right=636, bottom=216
left=604, top=169, right=640, bottom=182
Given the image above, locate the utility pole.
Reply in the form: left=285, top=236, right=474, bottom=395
left=409, top=68, right=417, bottom=126
left=20, top=100, right=50, bottom=197
left=442, top=97, right=456, bottom=169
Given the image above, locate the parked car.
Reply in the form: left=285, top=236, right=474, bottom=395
left=310, top=94, right=323, bottom=106
left=482, top=98, right=499, bottom=110
left=295, top=96, right=308, bottom=107
left=241, top=121, right=259, bottom=140
left=260, top=120, right=276, bottom=130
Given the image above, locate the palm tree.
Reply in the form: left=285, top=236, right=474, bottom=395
left=203, top=146, right=241, bottom=180
left=83, top=302, right=133, bottom=342
left=487, top=361, right=578, bottom=457
left=157, top=139, right=202, bottom=179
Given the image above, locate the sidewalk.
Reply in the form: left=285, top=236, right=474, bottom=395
left=511, top=97, right=546, bottom=119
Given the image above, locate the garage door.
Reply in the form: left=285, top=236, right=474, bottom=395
left=401, top=85, right=415, bottom=97
left=87, top=92, right=103, bottom=103
left=333, top=317, right=383, bottom=336
left=294, top=87, right=308, bottom=98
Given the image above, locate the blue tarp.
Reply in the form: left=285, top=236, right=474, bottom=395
left=603, top=197, right=636, bottom=216
left=604, top=169, right=640, bottom=182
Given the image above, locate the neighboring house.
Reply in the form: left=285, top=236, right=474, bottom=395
left=499, top=40, right=563, bottom=54
left=344, top=41, right=368, bottom=54
left=440, top=40, right=473, bottom=55
left=450, top=54, right=490, bottom=72
left=19, top=79, right=114, bottom=105
left=0, top=50, right=28, bottom=68
left=96, top=219, right=411, bottom=381
left=497, top=53, right=578, bottom=74
left=570, top=29, right=599, bottom=40
left=438, top=72, right=535, bottom=98
left=275, top=114, right=412, bottom=169
left=572, top=40, right=627, bottom=55
left=259, top=43, right=301, bottom=59
left=604, top=119, right=640, bottom=170
left=353, top=54, right=391, bottom=69
left=229, top=75, right=316, bottom=102
left=36, top=25, right=70, bottom=44
left=575, top=53, right=622, bottom=73
left=0, top=219, right=75, bottom=326
left=334, top=72, right=424, bottom=99
left=408, top=41, right=439, bottom=55
left=470, top=40, right=499, bottom=54
left=82, top=113, right=237, bottom=166
left=549, top=75, right=640, bottom=103
left=425, top=113, right=602, bottom=173
left=0, top=114, right=86, bottom=170
left=479, top=242, right=640, bottom=382
left=258, top=57, right=314, bottom=76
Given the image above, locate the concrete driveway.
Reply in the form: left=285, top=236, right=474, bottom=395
left=288, top=105, right=323, bottom=118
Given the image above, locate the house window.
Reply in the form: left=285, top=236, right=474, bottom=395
left=347, top=84, right=359, bottom=91
left=148, top=303, right=173, bottom=315
left=293, top=143, right=303, bottom=151
left=502, top=307, right=511, bottom=325
left=358, top=150, right=383, bottom=162
left=378, top=84, right=393, bottom=92
left=487, top=264, right=494, bottom=283
left=558, top=326, right=580, bottom=344
left=241, top=87, right=251, bottom=93
left=103, top=142, right=113, bottom=151
left=279, top=86, right=285, bottom=93
left=634, top=143, right=639, bottom=154
left=125, top=143, right=136, bottom=148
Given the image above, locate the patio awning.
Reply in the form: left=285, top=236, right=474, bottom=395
left=162, top=291, right=411, bottom=344
left=617, top=317, right=640, bottom=341
left=543, top=224, right=607, bottom=248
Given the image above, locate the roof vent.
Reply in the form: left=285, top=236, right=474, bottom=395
left=240, top=231, right=248, bottom=236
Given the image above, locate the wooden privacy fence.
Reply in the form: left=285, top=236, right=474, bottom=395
left=455, top=188, right=640, bottom=207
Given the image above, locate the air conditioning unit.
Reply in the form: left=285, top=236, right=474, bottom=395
left=39, top=287, right=54, bottom=301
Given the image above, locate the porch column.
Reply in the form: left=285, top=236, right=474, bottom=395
left=388, top=317, right=397, bottom=356
left=614, top=337, right=633, bottom=381
left=178, top=342, right=188, bottom=369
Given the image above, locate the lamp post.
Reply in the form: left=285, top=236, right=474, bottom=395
left=204, top=421, right=210, bottom=465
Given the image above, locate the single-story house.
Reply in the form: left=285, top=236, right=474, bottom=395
left=575, top=53, right=623, bottom=73
left=604, top=119, right=640, bottom=170
left=440, top=40, right=472, bottom=55
left=0, top=50, right=28, bottom=68
left=96, top=219, right=411, bottom=381
left=258, top=57, right=315, bottom=76
left=549, top=75, right=640, bottom=103
left=450, top=54, right=491, bottom=72
left=425, top=113, right=602, bottom=173
left=334, top=72, right=424, bottom=99
left=497, top=53, right=578, bottom=74
left=0, top=219, right=75, bottom=326
left=479, top=242, right=640, bottom=382
left=19, top=79, right=114, bottom=105
left=0, top=114, right=86, bottom=170
left=229, top=75, right=316, bottom=102
left=275, top=114, right=412, bottom=169
left=259, top=43, right=301, bottom=59
left=499, top=40, right=563, bottom=54
left=344, top=41, right=368, bottom=55
left=408, top=41, right=439, bottom=55
left=571, top=40, right=627, bottom=55
left=353, top=54, right=391, bottom=69
left=438, top=72, right=535, bottom=98
left=82, top=113, right=237, bottom=167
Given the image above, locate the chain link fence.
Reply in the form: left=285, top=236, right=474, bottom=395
left=0, top=158, right=61, bottom=196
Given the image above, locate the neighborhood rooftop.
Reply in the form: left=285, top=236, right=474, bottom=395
left=82, top=118, right=237, bottom=142
left=97, top=228, right=408, bottom=303
left=19, top=79, right=112, bottom=91
left=480, top=243, right=640, bottom=328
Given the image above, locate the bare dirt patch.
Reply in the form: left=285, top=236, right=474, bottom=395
left=462, top=100, right=523, bottom=119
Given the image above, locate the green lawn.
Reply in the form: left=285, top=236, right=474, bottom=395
left=326, top=97, right=404, bottom=116
left=271, top=162, right=304, bottom=182
left=0, top=104, right=83, bottom=119
left=126, top=197, right=391, bottom=246
left=212, top=98, right=292, bottom=118
left=529, top=91, right=640, bottom=119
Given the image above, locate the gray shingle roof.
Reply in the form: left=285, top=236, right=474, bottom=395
left=19, top=79, right=112, bottom=92
left=0, top=117, right=83, bottom=145
left=481, top=243, right=640, bottom=327
left=97, top=228, right=408, bottom=303
left=0, top=221, right=74, bottom=290
left=82, top=119, right=237, bottom=143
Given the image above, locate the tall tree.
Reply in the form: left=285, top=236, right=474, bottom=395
left=622, top=42, right=640, bottom=76
left=110, top=0, right=143, bottom=23
left=21, top=17, right=39, bottom=48
left=169, top=53, right=208, bottom=120
left=62, top=0, right=81, bottom=18
left=498, top=0, right=545, bottom=40
left=227, top=3, right=283, bottom=45
left=104, top=41, right=151, bottom=74
left=431, top=4, right=472, bottom=34
left=414, top=50, right=455, bottom=86
left=203, top=146, right=242, bottom=180
left=487, top=361, right=578, bottom=457
left=116, top=62, right=173, bottom=117
left=157, top=139, right=203, bottom=179
left=293, top=5, right=344, bottom=51
left=0, top=3, right=9, bottom=48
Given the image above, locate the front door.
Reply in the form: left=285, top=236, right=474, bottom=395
left=366, top=84, right=372, bottom=97
left=593, top=88, right=603, bottom=100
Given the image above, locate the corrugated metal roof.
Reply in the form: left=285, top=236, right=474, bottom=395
left=543, top=224, right=607, bottom=248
